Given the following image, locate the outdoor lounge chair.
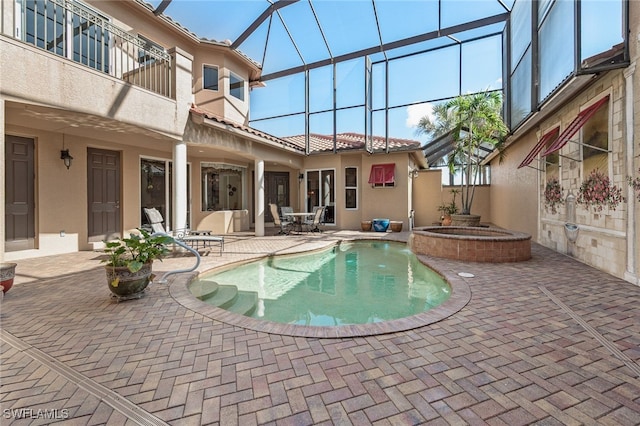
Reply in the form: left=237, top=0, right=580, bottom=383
left=304, top=206, right=325, bottom=233
left=143, top=207, right=224, bottom=254
left=269, top=203, right=292, bottom=235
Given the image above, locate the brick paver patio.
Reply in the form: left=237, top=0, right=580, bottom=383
left=1, top=230, right=639, bottom=425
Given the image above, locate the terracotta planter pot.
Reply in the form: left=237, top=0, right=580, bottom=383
left=105, top=262, right=153, bottom=300
left=361, top=221, right=372, bottom=232
left=441, top=215, right=452, bottom=226
left=0, top=263, right=17, bottom=293
left=390, top=221, right=403, bottom=232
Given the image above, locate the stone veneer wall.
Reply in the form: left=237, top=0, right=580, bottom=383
left=538, top=72, right=628, bottom=279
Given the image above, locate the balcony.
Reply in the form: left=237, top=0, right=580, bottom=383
left=17, top=0, right=172, bottom=98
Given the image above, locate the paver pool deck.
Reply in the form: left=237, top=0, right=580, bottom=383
left=1, top=230, right=639, bottom=425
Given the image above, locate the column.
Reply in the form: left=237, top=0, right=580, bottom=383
left=254, top=159, right=265, bottom=237
left=624, top=62, right=638, bottom=285
left=173, top=140, right=188, bottom=231
left=0, top=98, right=5, bottom=261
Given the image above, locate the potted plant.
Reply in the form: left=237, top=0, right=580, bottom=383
left=0, top=262, right=17, bottom=293
left=417, top=90, right=508, bottom=226
left=102, top=228, right=173, bottom=300
left=577, top=169, right=625, bottom=212
left=437, top=188, right=460, bottom=225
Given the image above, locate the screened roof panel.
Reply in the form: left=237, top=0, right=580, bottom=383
left=146, top=0, right=511, bottom=79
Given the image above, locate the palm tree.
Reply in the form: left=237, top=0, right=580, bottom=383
left=417, top=90, right=508, bottom=215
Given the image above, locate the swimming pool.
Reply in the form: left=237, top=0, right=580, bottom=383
left=190, top=241, right=451, bottom=327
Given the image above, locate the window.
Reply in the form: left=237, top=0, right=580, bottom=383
left=138, top=34, right=165, bottom=66
left=544, top=128, right=561, bottom=180
left=203, top=65, right=219, bottom=91
left=201, top=163, right=245, bottom=211
left=230, top=72, right=245, bottom=101
left=368, top=164, right=395, bottom=187
left=345, top=167, right=358, bottom=209
left=582, top=100, right=609, bottom=175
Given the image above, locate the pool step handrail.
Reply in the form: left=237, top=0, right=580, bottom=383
left=151, top=232, right=201, bottom=284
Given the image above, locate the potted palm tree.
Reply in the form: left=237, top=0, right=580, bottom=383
left=417, top=90, right=509, bottom=226
left=102, top=228, right=173, bottom=300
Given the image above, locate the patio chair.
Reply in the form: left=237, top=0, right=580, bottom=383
left=280, top=206, right=294, bottom=227
left=304, top=206, right=325, bottom=233
left=269, top=203, right=292, bottom=235
left=143, top=207, right=224, bottom=254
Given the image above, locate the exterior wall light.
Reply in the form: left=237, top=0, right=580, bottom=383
left=60, top=149, right=73, bottom=169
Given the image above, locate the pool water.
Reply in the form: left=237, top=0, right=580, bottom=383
left=191, top=241, right=451, bottom=326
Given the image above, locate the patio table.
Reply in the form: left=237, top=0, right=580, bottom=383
left=283, top=212, right=314, bottom=233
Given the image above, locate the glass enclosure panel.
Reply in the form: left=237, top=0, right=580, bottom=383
left=538, top=0, right=574, bottom=102
left=250, top=114, right=305, bottom=139
left=580, top=0, right=624, bottom=69
left=309, top=111, right=334, bottom=141
left=461, top=35, right=503, bottom=94
left=510, top=47, right=532, bottom=127
left=582, top=102, right=609, bottom=175
left=388, top=47, right=460, bottom=108
left=372, top=61, right=387, bottom=110
left=201, top=163, right=245, bottom=211
left=251, top=74, right=305, bottom=119
left=336, top=59, right=365, bottom=109
left=309, top=66, right=334, bottom=113
left=510, top=0, right=531, bottom=70
left=336, top=107, right=364, bottom=135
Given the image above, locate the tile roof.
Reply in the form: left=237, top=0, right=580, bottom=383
left=283, top=132, right=422, bottom=153
left=190, top=106, right=422, bottom=156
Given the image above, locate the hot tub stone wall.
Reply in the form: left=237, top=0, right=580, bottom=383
left=412, top=227, right=532, bottom=262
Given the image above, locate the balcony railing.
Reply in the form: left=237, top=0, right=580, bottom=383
left=18, top=0, right=172, bottom=98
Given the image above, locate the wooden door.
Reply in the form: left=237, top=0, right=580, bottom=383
left=5, top=135, right=35, bottom=251
left=87, top=148, right=121, bottom=242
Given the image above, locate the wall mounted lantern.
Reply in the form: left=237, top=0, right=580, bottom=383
left=298, top=172, right=304, bottom=183
left=60, top=149, right=73, bottom=170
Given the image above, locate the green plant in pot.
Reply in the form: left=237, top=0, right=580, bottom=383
left=417, top=90, right=508, bottom=226
left=437, top=189, right=459, bottom=225
left=102, top=228, right=173, bottom=300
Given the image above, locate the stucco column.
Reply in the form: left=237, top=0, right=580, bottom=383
left=173, top=140, right=188, bottom=231
left=254, top=159, right=265, bottom=237
left=0, top=97, right=5, bottom=261
left=624, top=62, right=638, bottom=285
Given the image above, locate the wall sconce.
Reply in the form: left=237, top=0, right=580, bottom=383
left=298, top=173, right=304, bottom=183
left=409, top=169, right=419, bottom=179
left=60, top=149, right=73, bottom=170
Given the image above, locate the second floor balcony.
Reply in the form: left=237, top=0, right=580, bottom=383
left=16, top=0, right=172, bottom=99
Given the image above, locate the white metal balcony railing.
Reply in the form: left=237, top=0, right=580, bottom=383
left=17, top=0, right=172, bottom=98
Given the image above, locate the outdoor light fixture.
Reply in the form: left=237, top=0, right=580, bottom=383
left=298, top=173, right=304, bottom=182
left=60, top=149, right=73, bottom=170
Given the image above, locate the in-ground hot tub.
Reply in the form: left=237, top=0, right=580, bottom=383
left=411, top=226, right=531, bottom=262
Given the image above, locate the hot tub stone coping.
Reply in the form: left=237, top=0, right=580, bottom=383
left=413, top=226, right=531, bottom=241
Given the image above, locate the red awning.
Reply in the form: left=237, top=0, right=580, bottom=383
left=517, top=127, right=560, bottom=169
left=368, top=163, right=395, bottom=185
left=541, top=95, right=610, bottom=157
